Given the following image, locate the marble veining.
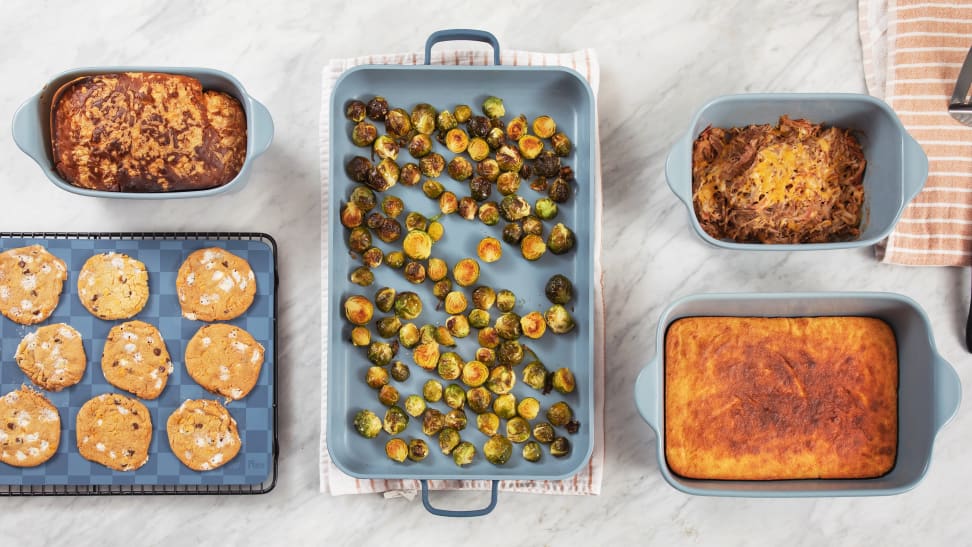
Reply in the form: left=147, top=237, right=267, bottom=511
left=0, top=0, right=968, bottom=544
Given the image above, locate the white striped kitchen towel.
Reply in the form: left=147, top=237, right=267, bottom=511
left=319, top=48, right=605, bottom=496
left=861, top=0, right=972, bottom=265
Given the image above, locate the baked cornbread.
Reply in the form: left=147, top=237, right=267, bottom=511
left=52, top=72, right=246, bottom=192
left=665, top=316, right=898, bottom=480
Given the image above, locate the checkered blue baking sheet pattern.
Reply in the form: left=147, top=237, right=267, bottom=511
left=0, top=235, right=275, bottom=488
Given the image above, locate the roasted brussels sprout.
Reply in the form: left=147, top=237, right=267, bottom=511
left=390, top=360, right=410, bottom=382
left=427, top=221, right=444, bottom=242
left=408, top=438, right=430, bottom=461
left=411, top=103, right=437, bottom=135
left=434, top=325, right=456, bottom=347
left=435, top=192, right=458, bottom=216
left=419, top=323, right=436, bottom=345
left=468, top=176, right=491, bottom=202
left=354, top=409, right=382, bottom=438
left=548, top=177, right=571, bottom=203
left=495, top=145, right=523, bottom=173
left=383, top=406, right=409, bottom=435
left=403, top=212, right=427, bottom=233
left=484, top=435, right=513, bottom=465
left=423, top=408, right=445, bottom=436
left=448, top=156, right=473, bottom=181
left=546, top=401, right=573, bottom=427
left=521, top=234, right=546, bottom=261
left=348, top=226, right=371, bottom=254
left=518, top=135, right=544, bottom=160
left=350, top=185, right=377, bottom=211
left=551, top=367, right=576, bottom=394
left=445, top=128, right=469, bottom=154
left=366, top=212, right=385, bottom=233
left=376, top=217, right=403, bottom=243
left=496, top=172, right=520, bottom=196
left=522, top=361, right=549, bottom=391
left=545, top=304, right=575, bottom=334
left=548, top=223, right=576, bottom=255
left=534, top=198, right=558, bottom=222
left=437, top=109, right=458, bottom=132
left=467, top=138, right=490, bottom=162
left=361, top=247, right=383, bottom=269
left=408, top=133, right=433, bottom=158
left=419, top=258, right=444, bottom=283
left=533, top=422, right=555, bottom=443
left=496, top=340, right=524, bottom=367
left=467, top=386, right=493, bottom=414
left=376, top=315, right=402, bottom=338
left=496, top=289, right=516, bottom=313
left=486, top=127, right=506, bottom=150
left=366, top=96, right=389, bottom=121
left=461, top=360, right=489, bottom=387
left=420, top=180, right=444, bottom=200
left=400, top=163, right=422, bottom=186
left=444, top=291, right=468, bottom=314
left=344, top=295, right=374, bottom=325
left=499, top=195, right=531, bottom=222
left=476, top=237, right=502, bottom=263
left=393, top=291, right=422, bottom=320
left=493, top=393, right=517, bottom=419
left=456, top=196, right=478, bottom=220
left=413, top=341, right=440, bottom=371
left=352, top=122, right=378, bottom=147
left=368, top=341, right=397, bottom=366
left=551, top=437, right=570, bottom=457
left=373, top=287, right=395, bottom=313
left=468, top=115, right=491, bottom=138
left=522, top=215, right=544, bottom=237
left=378, top=384, right=400, bottom=406
left=550, top=132, right=572, bottom=156
left=517, top=397, right=541, bottom=420
left=478, top=327, right=500, bottom=349
left=446, top=314, right=470, bottom=338
left=468, top=308, right=491, bottom=329
left=532, top=115, right=556, bottom=138
left=520, top=311, right=546, bottom=339
left=445, top=408, right=468, bottom=431
left=502, top=223, right=524, bottom=245
left=487, top=365, right=516, bottom=395
left=351, top=326, right=371, bottom=347
left=453, top=441, right=476, bottom=466
left=477, top=158, right=501, bottom=181
left=423, top=379, right=443, bottom=403
left=401, top=230, right=432, bottom=260
left=386, top=251, right=406, bottom=269
left=495, top=313, right=522, bottom=340
left=420, top=153, right=446, bottom=178
left=346, top=100, right=367, bottom=122
left=472, top=287, right=496, bottom=310
left=373, top=135, right=399, bottom=161
left=452, top=258, right=480, bottom=287
left=522, top=441, right=542, bottom=462
left=399, top=322, right=420, bottom=348
left=477, top=412, right=500, bottom=436
left=534, top=150, right=561, bottom=177
left=545, top=274, right=573, bottom=304
left=432, top=279, right=453, bottom=300
left=454, top=104, right=472, bottom=123
left=437, top=351, right=462, bottom=380
left=439, top=427, right=461, bottom=455
left=384, top=108, right=412, bottom=138
left=477, top=202, right=501, bottom=226
left=350, top=266, right=374, bottom=287
left=475, top=346, right=496, bottom=366
left=444, top=383, right=466, bottom=409
left=366, top=366, right=389, bottom=389
left=506, top=115, right=528, bottom=141
left=506, top=417, right=530, bottom=443
left=403, top=261, right=426, bottom=284
left=482, top=96, right=505, bottom=119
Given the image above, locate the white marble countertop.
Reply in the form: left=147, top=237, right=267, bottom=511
left=0, top=0, right=969, bottom=544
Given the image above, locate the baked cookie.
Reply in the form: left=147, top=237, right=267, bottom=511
left=76, top=393, right=151, bottom=471
left=77, top=252, right=149, bottom=320
left=101, top=320, right=174, bottom=400
left=185, top=323, right=265, bottom=401
left=15, top=323, right=86, bottom=391
left=176, top=248, right=256, bottom=321
left=0, top=245, right=68, bottom=325
left=166, top=399, right=241, bottom=471
left=0, top=386, right=61, bottom=467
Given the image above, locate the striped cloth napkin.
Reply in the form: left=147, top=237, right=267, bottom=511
left=860, top=0, right=972, bottom=265
left=318, top=48, right=605, bottom=496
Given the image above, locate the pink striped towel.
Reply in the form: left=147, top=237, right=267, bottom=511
left=319, top=48, right=605, bottom=496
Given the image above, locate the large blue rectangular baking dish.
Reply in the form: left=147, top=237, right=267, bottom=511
left=326, top=30, right=596, bottom=516
left=634, top=292, right=960, bottom=497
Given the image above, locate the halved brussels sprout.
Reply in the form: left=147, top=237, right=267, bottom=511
left=453, top=441, right=476, bottom=466
left=484, top=435, right=513, bottom=465
left=532, top=115, right=556, bottom=139
left=437, top=351, right=462, bottom=380
left=522, top=441, right=542, bottom=462
left=399, top=322, right=420, bottom=349
left=477, top=412, right=500, bottom=436
left=517, top=397, right=541, bottom=420
left=445, top=408, right=468, bottom=431
left=545, top=304, right=575, bottom=334
left=393, top=291, right=423, bottom=319
left=444, top=383, right=466, bottom=409
left=533, top=422, right=555, bottom=444
left=408, top=438, right=430, bottom=462
left=354, top=409, right=382, bottom=438
left=444, top=291, right=468, bottom=314
left=344, top=295, right=374, bottom=325
left=552, top=367, right=576, bottom=394
left=495, top=313, right=522, bottom=340
left=506, top=417, right=531, bottom=443
left=351, top=326, right=371, bottom=347
left=385, top=438, right=408, bottom=462
left=545, top=275, right=573, bottom=305
left=366, top=96, right=389, bottom=121
left=487, top=366, right=516, bottom=395
left=383, top=406, right=409, bottom=435
left=467, top=386, right=493, bottom=414
left=461, top=360, right=489, bottom=387
left=423, top=379, right=443, bottom=403
left=439, top=427, right=461, bottom=455
left=551, top=132, right=572, bottom=156
left=390, top=360, right=410, bottom=382
left=520, top=311, right=546, bottom=339
left=520, top=234, right=546, bottom=261
left=423, top=408, right=445, bottom=436
left=378, top=384, right=400, bottom=406
left=482, top=96, right=505, bottom=119
left=546, top=401, right=573, bottom=427
left=522, top=361, right=548, bottom=391
left=402, top=230, right=433, bottom=260
left=452, top=258, right=480, bottom=287
left=413, top=341, right=439, bottom=370
left=551, top=437, right=570, bottom=458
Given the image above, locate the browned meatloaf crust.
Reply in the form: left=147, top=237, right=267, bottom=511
left=52, top=72, right=246, bottom=192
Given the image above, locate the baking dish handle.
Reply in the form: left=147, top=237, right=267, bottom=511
left=933, top=354, right=961, bottom=432
left=665, top=133, right=693, bottom=206
left=249, top=98, right=274, bottom=158
left=11, top=92, right=48, bottom=170
left=902, top=134, right=928, bottom=203
left=420, top=479, right=498, bottom=517
left=425, top=29, right=501, bottom=66
left=634, top=361, right=659, bottom=432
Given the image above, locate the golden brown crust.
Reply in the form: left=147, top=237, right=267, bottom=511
left=0, top=386, right=61, bottom=467
left=76, top=393, right=152, bottom=471
left=77, top=252, right=149, bottom=320
left=0, top=245, right=68, bottom=325
left=185, top=323, right=265, bottom=401
left=664, top=316, right=897, bottom=480
left=15, top=323, right=86, bottom=391
left=166, top=399, right=241, bottom=471
left=101, top=320, right=174, bottom=400
left=176, top=248, right=256, bottom=321
left=52, top=72, right=246, bottom=192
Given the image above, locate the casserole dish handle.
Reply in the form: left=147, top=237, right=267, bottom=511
left=902, top=134, right=929, bottom=203
left=634, top=360, right=660, bottom=432
left=425, top=29, right=501, bottom=66
left=11, top=93, right=47, bottom=171
left=249, top=98, right=274, bottom=158
left=934, top=353, right=961, bottom=431
left=665, top=133, right=693, bottom=207
left=421, top=479, right=498, bottom=517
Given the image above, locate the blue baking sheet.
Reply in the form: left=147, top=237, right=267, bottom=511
left=0, top=235, right=275, bottom=489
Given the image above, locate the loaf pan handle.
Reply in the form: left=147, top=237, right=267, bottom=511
left=665, top=133, right=693, bottom=207
left=11, top=92, right=48, bottom=171
left=249, top=98, right=274, bottom=158
left=902, top=134, right=928, bottom=203
left=634, top=360, right=659, bottom=432
left=933, top=353, right=961, bottom=432
left=420, top=479, right=498, bottom=517
left=425, top=29, right=500, bottom=66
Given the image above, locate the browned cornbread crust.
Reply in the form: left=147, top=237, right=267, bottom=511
left=665, top=316, right=898, bottom=480
left=52, top=72, right=246, bottom=192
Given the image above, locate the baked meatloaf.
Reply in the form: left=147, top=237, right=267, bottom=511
left=52, top=72, right=246, bottom=192
left=665, top=316, right=897, bottom=480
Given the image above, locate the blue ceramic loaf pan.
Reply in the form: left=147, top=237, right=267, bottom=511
left=635, top=292, right=961, bottom=497
left=666, top=94, right=928, bottom=250
left=11, top=67, right=273, bottom=199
